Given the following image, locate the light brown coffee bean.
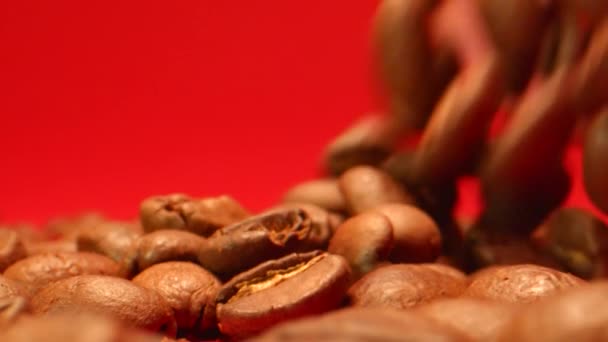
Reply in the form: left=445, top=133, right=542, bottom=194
left=347, top=264, right=466, bottom=310
left=339, top=166, right=415, bottom=214
left=4, top=252, right=124, bottom=297
left=328, top=212, right=394, bottom=278
left=584, top=108, right=608, bottom=213
left=497, top=282, right=608, bottom=341
left=253, top=307, right=471, bottom=342
left=465, top=264, right=584, bottom=303
left=132, top=262, right=221, bottom=330
left=283, top=178, right=347, bottom=213
left=31, top=275, right=176, bottom=334
left=0, top=229, right=27, bottom=272
left=213, top=251, right=351, bottom=338
left=134, top=229, right=205, bottom=271
left=373, top=203, right=442, bottom=263
left=45, top=212, right=106, bottom=240
left=415, top=297, right=519, bottom=341
left=0, top=275, right=22, bottom=300
left=23, top=238, right=77, bottom=256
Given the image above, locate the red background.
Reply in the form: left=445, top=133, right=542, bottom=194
left=0, top=1, right=604, bottom=225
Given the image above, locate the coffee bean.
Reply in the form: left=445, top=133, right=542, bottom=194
left=497, top=281, right=608, bottom=341
left=140, top=194, right=250, bottom=237
left=213, top=251, right=351, bottom=338
left=0, top=275, right=23, bottom=300
left=328, top=212, right=394, bottom=278
left=347, top=263, right=466, bottom=310
left=45, top=213, right=106, bottom=240
left=271, top=203, right=335, bottom=250
left=253, top=307, right=470, bottom=341
left=373, top=203, right=442, bottom=263
left=415, top=297, right=519, bottom=341
left=23, top=238, right=77, bottom=256
left=584, top=108, right=608, bottom=213
left=4, top=252, right=124, bottom=297
left=339, top=166, right=416, bottom=214
left=465, top=264, right=584, bottom=303
left=283, top=179, right=347, bottom=213
left=0, top=229, right=27, bottom=272
left=198, top=209, right=319, bottom=277
left=31, top=275, right=177, bottom=335
left=132, top=261, right=221, bottom=330
left=135, top=230, right=205, bottom=271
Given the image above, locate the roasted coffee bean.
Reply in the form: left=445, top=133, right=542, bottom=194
left=213, top=251, right=351, bottom=338
left=135, top=229, right=205, bottom=271
left=140, top=194, right=250, bottom=237
left=77, top=221, right=140, bottom=275
left=347, top=263, right=466, bottom=310
left=324, top=115, right=397, bottom=176
left=328, top=212, right=394, bottom=278
left=31, top=275, right=176, bottom=334
left=132, top=261, right=221, bottom=330
left=373, top=203, right=442, bottom=263
left=198, top=209, right=319, bottom=277
left=253, top=307, right=470, bottom=342
left=0, top=312, right=164, bottom=342
left=0, top=275, right=22, bottom=300
left=4, top=252, right=124, bottom=297
left=415, top=297, right=519, bottom=341
left=283, top=179, right=347, bottom=213
left=584, top=108, right=608, bottom=213
left=497, top=282, right=608, bottom=341
left=45, top=212, right=106, bottom=240
left=271, top=203, right=334, bottom=250
left=374, top=0, right=456, bottom=129
left=465, top=264, right=584, bottom=303
left=536, top=208, right=608, bottom=279
left=23, top=238, right=77, bottom=256
left=0, top=296, right=28, bottom=327
left=339, top=166, right=415, bottom=214
left=0, top=229, right=27, bottom=272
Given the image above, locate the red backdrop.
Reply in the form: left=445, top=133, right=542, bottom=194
left=0, top=1, right=604, bottom=225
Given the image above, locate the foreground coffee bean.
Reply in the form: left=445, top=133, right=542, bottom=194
left=536, top=207, right=608, bottom=279
left=31, top=275, right=176, bottom=334
left=132, top=261, right=221, bottom=330
left=213, top=251, right=351, bottom=338
left=198, top=209, right=318, bottom=277
left=339, top=165, right=415, bottom=214
left=0, top=312, right=163, bottom=342
left=77, top=221, right=140, bottom=275
left=4, top=252, right=124, bottom=297
left=584, top=108, right=608, bottom=213
left=253, top=307, right=470, bottom=341
left=328, top=212, right=393, bottom=279
left=373, top=203, right=442, bottom=263
left=135, top=230, right=206, bottom=271
left=347, top=263, right=466, bottom=310
left=415, top=297, right=519, bottom=341
left=0, top=229, right=26, bottom=272
left=140, top=194, right=250, bottom=237
left=465, top=264, right=584, bottom=303
left=497, top=282, right=608, bottom=341
left=283, top=179, right=347, bottom=213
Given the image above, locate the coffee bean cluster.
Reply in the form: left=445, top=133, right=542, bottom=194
left=2, top=0, right=608, bottom=341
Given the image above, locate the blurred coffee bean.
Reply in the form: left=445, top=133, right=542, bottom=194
left=339, top=166, right=416, bottom=214
left=140, top=194, right=249, bottom=237
left=253, top=307, right=470, bottom=342
left=372, top=204, right=442, bottom=263
left=283, top=179, right=347, bottom=213
left=0, top=275, right=23, bottom=300
left=347, top=263, right=466, bottom=310
left=465, top=264, right=584, bottom=303
left=584, top=108, right=608, bottom=213
left=24, top=238, right=77, bottom=256
left=497, top=282, right=608, bottom=341
left=45, top=213, right=106, bottom=240
left=324, top=115, right=397, bottom=176
left=198, top=209, right=318, bottom=277
left=536, top=208, right=608, bottom=279
left=415, top=297, right=519, bottom=341
left=31, top=275, right=177, bottom=335
left=213, top=251, right=351, bottom=338
left=4, top=252, right=124, bottom=297
left=132, top=262, right=221, bottom=330
left=328, top=212, right=394, bottom=278
left=135, top=230, right=205, bottom=271
left=0, top=229, right=26, bottom=272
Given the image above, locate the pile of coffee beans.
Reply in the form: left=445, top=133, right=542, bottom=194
left=2, top=0, right=608, bottom=340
